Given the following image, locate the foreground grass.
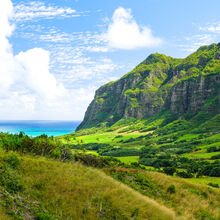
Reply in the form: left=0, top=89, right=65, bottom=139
left=0, top=207, right=12, bottom=220
left=103, top=168, right=220, bottom=220
left=0, top=151, right=177, bottom=220
left=0, top=149, right=219, bottom=219
left=146, top=171, right=220, bottom=219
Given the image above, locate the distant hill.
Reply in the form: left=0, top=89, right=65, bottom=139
left=77, top=43, right=220, bottom=130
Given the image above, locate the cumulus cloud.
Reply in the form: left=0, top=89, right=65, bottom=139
left=103, top=7, right=162, bottom=50
left=15, top=48, right=66, bottom=98
left=0, top=0, right=75, bottom=119
left=0, top=0, right=64, bottom=99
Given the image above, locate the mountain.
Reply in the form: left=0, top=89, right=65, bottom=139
left=77, top=43, right=220, bottom=131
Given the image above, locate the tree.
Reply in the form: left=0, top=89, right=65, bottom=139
left=163, top=167, right=176, bottom=176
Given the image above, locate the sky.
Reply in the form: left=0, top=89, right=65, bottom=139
left=0, top=0, right=220, bottom=120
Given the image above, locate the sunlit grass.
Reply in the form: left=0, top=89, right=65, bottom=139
left=115, top=156, right=139, bottom=164
left=16, top=154, right=176, bottom=219
left=188, top=177, right=220, bottom=185
left=145, top=171, right=220, bottom=219
left=183, top=151, right=219, bottom=159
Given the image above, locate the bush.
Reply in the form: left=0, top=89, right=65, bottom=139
left=0, top=165, right=23, bottom=193
left=0, top=133, right=73, bottom=160
left=74, top=153, right=110, bottom=168
left=208, top=182, right=219, bottom=188
left=210, top=154, right=220, bottom=160
left=4, top=153, right=20, bottom=169
left=167, top=184, right=176, bottom=194
left=35, top=213, right=54, bottom=220
left=101, top=148, right=140, bottom=157
left=176, top=171, right=193, bottom=178
left=163, top=167, right=176, bottom=176
left=207, top=146, right=220, bottom=153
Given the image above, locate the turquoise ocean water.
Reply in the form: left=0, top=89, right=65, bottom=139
left=0, top=120, right=81, bottom=137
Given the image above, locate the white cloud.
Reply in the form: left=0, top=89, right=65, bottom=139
left=0, top=0, right=87, bottom=120
left=0, top=0, right=65, bottom=100
left=200, top=23, right=220, bottom=33
left=103, top=7, right=162, bottom=50
left=0, top=0, right=123, bottom=120
left=15, top=48, right=66, bottom=98
left=13, top=1, right=80, bottom=22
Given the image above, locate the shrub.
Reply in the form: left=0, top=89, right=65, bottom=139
left=167, top=184, right=176, bottom=194
left=207, top=146, right=220, bottom=152
left=101, top=148, right=140, bottom=157
left=163, top=167, right=176, bottom=176
left=35, top=213, right=54, bottom=220
left=210, top=154, right=220, bottom=160
left=208, top=182, right=219, bottom=188
left=4, top=152, right=20, bottom=169
left=74, top=153, right=110, bottom=168
left=0, top=165, right=23, bottom=193
left=176, top=171, right=193, bottom=178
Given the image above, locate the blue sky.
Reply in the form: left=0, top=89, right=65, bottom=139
left=0, top=0, right=220, bottom=120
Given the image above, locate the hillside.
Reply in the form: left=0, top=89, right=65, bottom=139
left=69, top=43, right=220, bottom=182
left=0, top=150, right=177, bottom=220
left=0, top=149, right=219, bottom=220
left=77, top=43, right=220, bottom=130
left=61, top=43, right=220, bottom=190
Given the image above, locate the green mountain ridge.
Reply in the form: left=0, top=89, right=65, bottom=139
left=77, top=43, right=220, bottom=131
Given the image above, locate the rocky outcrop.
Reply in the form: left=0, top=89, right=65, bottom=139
left=77, top=43, right=220, bottom=130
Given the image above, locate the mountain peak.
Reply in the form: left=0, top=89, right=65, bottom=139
left=77, top=43, right=220, bottom=130
left=142, top=53, right=172, bottom=65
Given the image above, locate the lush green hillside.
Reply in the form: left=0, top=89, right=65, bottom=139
left=0, top=149, right=219, bottom=220
left=77, top=43, right=220, bottom=130
left=0, top=133, right=219, bottom=219
left=0, top=150, right=176, bottom=220
left=63, top=43, right=220, bottom=182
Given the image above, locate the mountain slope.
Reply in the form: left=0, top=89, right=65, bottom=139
left=1, top=150, right=220, bottom=220
left=77, top=43, right=220, bottom=130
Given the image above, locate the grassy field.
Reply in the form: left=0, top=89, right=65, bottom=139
left=59, top=115, right=220, bottom=163
left=115, top=156, right=139, bottom=164
left=187, top=177, right=220, bottom=185
left=183, top=151, right=220, bottom=159
left=59, top=128, right=150, bottom=146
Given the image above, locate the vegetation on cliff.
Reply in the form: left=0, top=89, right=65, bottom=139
left=77, top=43, right=220, bottom=130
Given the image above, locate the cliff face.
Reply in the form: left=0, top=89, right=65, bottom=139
left=77, top=43, right=220, bottom=130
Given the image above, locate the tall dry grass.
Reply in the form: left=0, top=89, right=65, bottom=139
left=0, top=207, right=12, bottom=220
left=145, top=171, right=220, bottom=219
left=19, top=156, right=178, bottom=220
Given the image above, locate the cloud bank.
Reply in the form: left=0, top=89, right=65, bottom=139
left=0, top=0, right=64, bottom=98
left=0, top=0, right=94, bottom=120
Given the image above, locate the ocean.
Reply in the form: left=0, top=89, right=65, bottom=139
left=0, top=120, right=81, bottom=137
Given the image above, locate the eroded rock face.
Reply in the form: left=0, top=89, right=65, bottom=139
left=77, top=43, right=220, bottom=130
left=167, top=74, right=220, bottom=115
